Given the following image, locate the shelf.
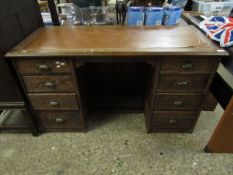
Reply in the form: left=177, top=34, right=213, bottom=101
left=0, top=110, right=29, bottom=130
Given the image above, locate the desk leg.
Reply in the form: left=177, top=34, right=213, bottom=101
left=205, top=96, right=233, bottom=153
left=22, top=110, right=40, bottom=136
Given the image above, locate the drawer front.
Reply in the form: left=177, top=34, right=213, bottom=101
left=15, top=59, right=72, bottom=74
left=151, top=111, right=197, bottom=128
left=160, top=58, right=218, bottom=73
left=29, top=93, right=79, bottom=110
left=154, top=94, right=204, bottom=111
left=157, top=74, right=210, bottom=93
left=37, top=111, right=82, bottom=130
left=23, top=75, right=76, bottom=93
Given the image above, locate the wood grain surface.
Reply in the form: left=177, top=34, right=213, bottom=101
left=23, top=75, right=76, bottom=93
left=28, top=93, right=79, bottom=110
left=157, top=74, right=210, bottom=93
left=15, top=58, right=72, bottom=74
left=36, top=110, right=82, bottom=131
left=6, top=26, right=228, bottom=57
left=151, top=111, right=198, bottom=129
left=154, top=94, right=204, bottom=111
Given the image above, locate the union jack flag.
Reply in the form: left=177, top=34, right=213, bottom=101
left=220, top=26, right=233, bottom=47
left=199, top=16, right=233, bottom=47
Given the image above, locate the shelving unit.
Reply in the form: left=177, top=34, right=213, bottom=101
left=0, top=110, right=29, bottom=131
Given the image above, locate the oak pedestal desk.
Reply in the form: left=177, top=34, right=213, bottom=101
left=6, top=26, right=228, bottom=133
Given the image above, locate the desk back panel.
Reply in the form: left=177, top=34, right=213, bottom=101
left=0, top=0, right=43, bottom=104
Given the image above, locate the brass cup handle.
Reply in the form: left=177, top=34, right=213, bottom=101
left=181, top=63, right=193, bottom=69
left=169, top=119, right=178, bottom=124
left=56, top=118, right=65, bottom=123
left=176, top=81, right=189, bottom=86
left=44, top=82, right=56, bottom=88
left=174, top=100, right=183, bottom=106
left=49, top=101, right=59, bottom=106
left=38, top=64, right=51, bottom=71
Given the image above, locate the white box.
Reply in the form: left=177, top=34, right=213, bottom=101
left=192, top=0, right=233, bottom=13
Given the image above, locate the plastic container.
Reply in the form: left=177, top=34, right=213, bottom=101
left=171, top=0, right=188, bottom=8
left=145, top=7, right=163, bottom=26
left=75, top=6, right=116, bottom=25
left=163, top=7, right=182, bottom=26
left=127, top=6, right=145, bottom=26
left=192, top=0, right=233, bottom=13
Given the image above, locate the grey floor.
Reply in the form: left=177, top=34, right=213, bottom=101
left=0, top=104, right=233, bottom=175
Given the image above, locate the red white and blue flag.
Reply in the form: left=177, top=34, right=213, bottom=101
left=221, top=26, right=233, bottom=47
left=199, top=16, right=233, bottom=47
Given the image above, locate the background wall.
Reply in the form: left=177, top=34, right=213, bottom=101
left=0, top=0, right=43, bottom=104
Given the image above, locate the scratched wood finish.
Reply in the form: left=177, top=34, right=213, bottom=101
left=28, top=93, right=79, bottom=110
left=15, top=58, right=72, bottom=74
left=22, top=75, right=76, bottom=93
left=7, top=24, right=228, bottom=133
left=6, top=26, right=228, bottom=57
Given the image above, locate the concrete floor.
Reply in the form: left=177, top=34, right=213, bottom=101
left=0, top=104, right=233, bottom=175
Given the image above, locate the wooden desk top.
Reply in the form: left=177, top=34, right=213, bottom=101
left=6, top=25, right=228, bottom=57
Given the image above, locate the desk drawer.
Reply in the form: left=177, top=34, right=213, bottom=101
left=37, top=111, right=82, bottom=131
left=151, top=111, right=197, bottom=129
left=29, top=93, right=79, bottom=110
left=157, top=74, right=210, bottom=93
left=15, top=59, right=72, bottom=74
left=154, top=94, right=203, bottom=111
left=160, top=58, right=218, bottom=73
left=23, top=75, right=76, bottom=93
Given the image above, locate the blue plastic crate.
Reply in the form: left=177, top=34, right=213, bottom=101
left=163, top=6, right=182, bottom=26
left=127, top=6, right=145, bottom=26
left=145, top=7, right=163, bottom=26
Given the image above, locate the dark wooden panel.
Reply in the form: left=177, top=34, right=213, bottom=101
left=202, top=92, right=218, bottom=111
left=15, top=58, right=72, bottom=74
left=7, top=0, right=32, bottom=13
left=0, top=0, right=33, bottom=19
left=149, top=127, right=193, bottom=133
left=0, top=0, right=43, bottom=106
left=37, top=111, right=82, bottom=131
left=0, top=14, right=24, bottom=54
left=154, top=94, right=204, bottom=111
left=0, top=13, right=23, bottom=103
left=211, top=73, right=233, bottom=109
left=28, top=93, right=79, bottom=110
left=18, top=6, right=41, bottom=36
left=151, top=111, right=197, bottom=129
left=0, top=1, right=8, bottom=19
left=0, top=54, right=23, bottom=102
left=160, top=58, right=219, bottom=74
left=157, top=74, right=210, bottom=93
left=23, top=75, right=76, bottom=93
left=86, top=62, right=148, bottom=94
